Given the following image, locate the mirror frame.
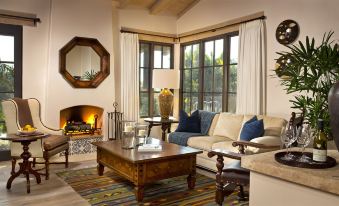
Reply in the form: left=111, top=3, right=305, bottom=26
left=59, top=36, right=110, bottom=88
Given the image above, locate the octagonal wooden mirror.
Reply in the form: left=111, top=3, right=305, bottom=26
left=59, top=37, right=110, bottom=88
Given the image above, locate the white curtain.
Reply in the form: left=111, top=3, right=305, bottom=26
left=236, top=19, right=266, bottom=115
left=120, top=33, right=139, bottom=121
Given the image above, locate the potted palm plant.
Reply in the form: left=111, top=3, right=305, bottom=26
left=276, top=31, right=339, bottom=137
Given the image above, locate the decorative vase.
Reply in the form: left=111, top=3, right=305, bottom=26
left=328, top=81, right=339, bottom=152
left=158, top=88, right=174, bottom=119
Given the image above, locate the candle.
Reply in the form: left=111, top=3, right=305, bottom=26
left=125, top=125, right=133, bottom=132
left=138, top=129, right=146, bottom=136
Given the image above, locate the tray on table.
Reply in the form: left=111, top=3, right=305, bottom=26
left=275, top=151, right=337, bottom=169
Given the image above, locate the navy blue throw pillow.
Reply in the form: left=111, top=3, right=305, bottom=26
left=240, top=116, right=264, bottom=141
left=175, top=110, right=201, bottom=133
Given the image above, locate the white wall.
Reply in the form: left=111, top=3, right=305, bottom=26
left=0, top=0, right=51, bottom=109
left=1, top=0, right=115, bottom=139
left=177, top=0, right=339, bottom=119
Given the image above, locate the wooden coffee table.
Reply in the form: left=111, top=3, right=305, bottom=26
left=92, top=138, right=202, bottom=201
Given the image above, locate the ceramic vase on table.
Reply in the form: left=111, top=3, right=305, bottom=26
left=328, top=81, right=339, bottom=152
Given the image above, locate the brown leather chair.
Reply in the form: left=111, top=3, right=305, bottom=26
left=1, top=98, right=69, bottom=180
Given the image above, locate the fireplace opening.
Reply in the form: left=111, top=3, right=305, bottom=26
left=60, top=105, right=104, bottom=136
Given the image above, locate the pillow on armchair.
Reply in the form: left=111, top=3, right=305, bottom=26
left=175, top=110, right=201, bottom=133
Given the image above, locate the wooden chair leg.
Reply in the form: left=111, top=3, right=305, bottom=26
left=238, top=185, right=248, bottom=201
left=11, top=158, right=16, bottom=176
left=65, top=149, right=69, bottom=168
left=216, top=182, right=224, bottom=205
left=32, top=157, right=36, bottom=167
left=44, top=156, right=49, bottom=180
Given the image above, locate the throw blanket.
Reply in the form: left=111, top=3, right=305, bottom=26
left=199, top=110, right=216, bottom=135
left=168, top=111, right=216, bottom=146
left=168, top=132, right=201, bottom=146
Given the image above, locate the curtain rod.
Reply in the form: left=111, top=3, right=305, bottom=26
left=120, top=15, right=266, bottom=40
left=0, top=13, right=41, bottom=24
left=178, top=15, right=266, bottom=39
left=120, top=29, right=176, bottom=39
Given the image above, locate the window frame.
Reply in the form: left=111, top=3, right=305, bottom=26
left=139, top=40, right=174, bottom=118
left=0, top=23, right=22, bottom=136
left=179, top=31, right=239, bottom=113
left=0, top=23, right=23, bottom=98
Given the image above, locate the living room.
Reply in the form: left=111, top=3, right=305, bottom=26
left=0, top=0, right=338, bottom=205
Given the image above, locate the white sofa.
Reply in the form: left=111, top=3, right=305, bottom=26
left=169, top=113, right=287, bottom=171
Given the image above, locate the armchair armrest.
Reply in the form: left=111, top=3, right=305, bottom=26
left=208, top=149, right=244, bottom=160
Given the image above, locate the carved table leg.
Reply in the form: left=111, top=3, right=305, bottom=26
left=161, top=123, right=169, bottom=141
left=6, top=163, right=23, bottom=189
left=187, top=172, right=196, bottom=189
left=135, top=185, right=144, bottom=201
left=216, top=155, right=225, bottom=205
left=25, top=172, right=30, bottom=193
left=187, top=157, right=196, bottom=189
left=147, top=123, right=153, bottom=137
left=6, top=140, right=41, bottom=193
left=97, top=163, right=104, bottom=176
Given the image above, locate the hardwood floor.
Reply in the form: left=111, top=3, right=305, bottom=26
left=0, top=157, right=97, bottom=206
left=0, top=154, right=215, bottom=206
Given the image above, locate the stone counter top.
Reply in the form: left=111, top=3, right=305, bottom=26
left=242, top=149, right=339, bottom=195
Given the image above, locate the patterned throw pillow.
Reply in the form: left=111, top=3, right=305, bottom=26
left=175, top=110, right=201, bottom=133
left=240, top=116, right=264, bottom=141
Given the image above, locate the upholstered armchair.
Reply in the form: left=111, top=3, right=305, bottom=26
left=1, top=98, right=69, bottom=180
left=207, top=112, right=301, bottom=205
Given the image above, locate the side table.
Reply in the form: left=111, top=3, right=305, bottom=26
left=144, top=117, right=178, bottom=141
left=0, top=133, right=49, bottom=193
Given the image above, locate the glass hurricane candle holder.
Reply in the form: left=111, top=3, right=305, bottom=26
left=135, top=124, right=148, bottom=145
left=121, top=131, right=136, bottom=149
left=120, top=121, right=136, bottom=149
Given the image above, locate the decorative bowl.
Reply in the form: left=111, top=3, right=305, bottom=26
left=17, top=128, right=37, bottom=135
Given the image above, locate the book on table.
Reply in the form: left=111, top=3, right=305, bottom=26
left=138, top=144, right=162, bottom=152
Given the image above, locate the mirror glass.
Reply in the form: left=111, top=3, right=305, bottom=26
left=66, top=46, right=100, bottom=81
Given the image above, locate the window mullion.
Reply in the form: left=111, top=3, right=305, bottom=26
left=199, top=41, right=204, bottom=110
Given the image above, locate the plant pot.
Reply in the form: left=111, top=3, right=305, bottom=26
left=328, top=81, right=339, bottom=152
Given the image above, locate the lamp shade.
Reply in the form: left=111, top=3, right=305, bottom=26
left=152, top=69, right=179, bottom=89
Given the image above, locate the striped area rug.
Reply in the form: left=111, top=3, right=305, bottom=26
left=56, top=167, right=249, bottom=206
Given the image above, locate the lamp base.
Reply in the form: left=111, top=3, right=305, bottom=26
left=158, top=88, right=173, bottom=119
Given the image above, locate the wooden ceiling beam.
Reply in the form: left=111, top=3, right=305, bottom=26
left=177, top=0, right=200, bottom=18
left=118, top=0, right=131, bottom=9
left=149, top=0, right=172, bottom=15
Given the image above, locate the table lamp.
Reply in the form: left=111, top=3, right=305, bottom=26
left=152, top=69, right=179, bottom=119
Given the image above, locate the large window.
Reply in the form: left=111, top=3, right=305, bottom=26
left=181, top=33, right=238, bottom=113
left=0, top=23, right=22, bottom=144
left=139, top=41, right=173, bottom=117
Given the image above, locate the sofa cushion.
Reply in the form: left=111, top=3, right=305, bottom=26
left=240, top=116, right=264, bottom=141
left=176, top=110, right=201, bottom=133
left=246, top=136, right=281, bottom=153
left=187, top=135, right=228, bottom=150
left=208, top=113, right=220, bottom=136
left=211, top=140, right=239, bottom=153
left=213, top=113, right=244, bottom=140
left=259, top=115, right=287, bottom=136
left=43, top=135, right=69, bottom=151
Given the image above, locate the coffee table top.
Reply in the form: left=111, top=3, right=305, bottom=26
left=92, top=138, right=202, bottom=163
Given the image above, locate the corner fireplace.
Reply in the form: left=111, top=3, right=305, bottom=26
left=60, top=105, right=104, bottom=136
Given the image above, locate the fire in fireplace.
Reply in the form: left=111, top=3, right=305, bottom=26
left=60, top=105, right=104, bottom=136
